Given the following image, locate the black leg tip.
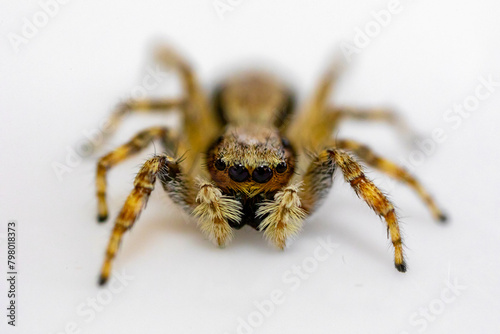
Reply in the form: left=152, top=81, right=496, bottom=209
left=97, top=214, right=108, bottom=223
left=98, top=275, right=108, bottom=286
left=438, top=213, right=448, bottom=223
left=395, top=261, right=407, bottom=273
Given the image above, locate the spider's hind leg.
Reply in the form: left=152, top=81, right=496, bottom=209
left=327, top=106, right=416, bottom=140
left=155, top=46, right=221, bottom=151
left=95, top=45, right=221, bottom=154
left=102, top=98, right=184, bottom=139
left=286, top=63, right=417, bottom=152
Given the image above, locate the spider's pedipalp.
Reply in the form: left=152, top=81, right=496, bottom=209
left=193, top=180, right=243, bottom=246
left=256, top=183, right=306, bottom=249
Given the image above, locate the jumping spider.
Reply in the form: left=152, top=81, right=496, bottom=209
left=95, top=46, right=446, bottom=285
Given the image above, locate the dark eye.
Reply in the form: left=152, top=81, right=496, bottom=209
left=215, top=159, right=226, bottom=171
left=252, top=166, right=273, bottom=183
left=276, top=162, right=287, bottom=173
left=228, top=164, right=250, bottom=182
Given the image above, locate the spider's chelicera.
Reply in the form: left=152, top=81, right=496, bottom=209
left=94, top=46, right=447, bottom=285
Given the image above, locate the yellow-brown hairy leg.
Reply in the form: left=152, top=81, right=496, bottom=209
left=286, top=62, right=415, bottom=154
left=327, top=106, right=417, bottom=141
left=96, top=45, right=220, bottom=156
left=99, top=155, right=179, bottom=285
left=192, top=180, right=242, bottom=247
left=107, top=98, right=185, bottom=128
left=93, top=98, right=185, bottom=153
left=331, top=149, right=406, bottom=272
left=299, top=151, right=337, bottom=214
left=156, top=46, right=200, bottom=99
left=335, top=139, right=447, bottom=222
left=286, top=65, right=342, bottom=153
left=330, top=106, right=410, bottom=130
left=96, top=126, right=175, bottom=222
left=156, top=46, right=221, bottom=152
left=301, top=149, right=406, bottom=272
left=256, top=184, right=307, bottom=249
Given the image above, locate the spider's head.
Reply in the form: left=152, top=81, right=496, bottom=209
left=206, top=125, right=295, bottom=197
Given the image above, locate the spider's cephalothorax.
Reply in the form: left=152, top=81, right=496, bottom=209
left=205, top=124, right=296, bottom=229
left=94, top=46, right=447, bottom=285
left=207, top=126, right=295, bottom=195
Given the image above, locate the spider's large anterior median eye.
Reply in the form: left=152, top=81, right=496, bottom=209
left=276, top=162, right=287, bottom=173
left=252, top=166, right=273, bottom=183
left=215, top=158, right=226, bottom=171
left=229, top=164, right=250, bottom=182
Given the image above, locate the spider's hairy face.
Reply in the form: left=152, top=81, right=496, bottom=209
left=206, top=125, right=295, bottom=197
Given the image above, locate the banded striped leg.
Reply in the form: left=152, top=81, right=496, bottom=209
left=156, top=46, right=200, bottom=98
left=95, top=98, right=185, bottom=152
left=98, top=45, right=219, bottom=154
left=99, top=154, right=193, bottom=285
left=193, top=180, right=242, bottom=247
left=327, top=106, right=416, bottom=140
left=96, top=126, right=175, bottom=222
left=256, top=184, right=307, bottom=249
left=286, top=64, right=343, bottom=151
left=156, top=46, right=220, bottom=152
left=335, top=139, right=446, bottom=222
left=99, top=46, right=209, bottom=151
left=301, top=149, right=407, bottom=272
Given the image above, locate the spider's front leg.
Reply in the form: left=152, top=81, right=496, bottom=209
left=300, top=149, right=407, bottom=272
left=192, top=181, right=242, bottom=247
left=256, top=184, right=307, bottom=249
left=99, top=154, right=194, bottom=285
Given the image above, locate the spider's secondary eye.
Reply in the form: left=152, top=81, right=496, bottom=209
left=252, top=166, right=273, bottom=183
left=215, top=159, right=226, bottom=171
left=229, top=164, right=250, bottom=182
left=281, top=137, right=291, bottom=148
left=276, top=162, right=287, bottom=173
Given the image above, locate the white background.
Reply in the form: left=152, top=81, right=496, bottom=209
left=1, top=0, right=500, bottom=333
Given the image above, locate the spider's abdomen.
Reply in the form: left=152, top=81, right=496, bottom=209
left=213, top=71, right=295, bottom=128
